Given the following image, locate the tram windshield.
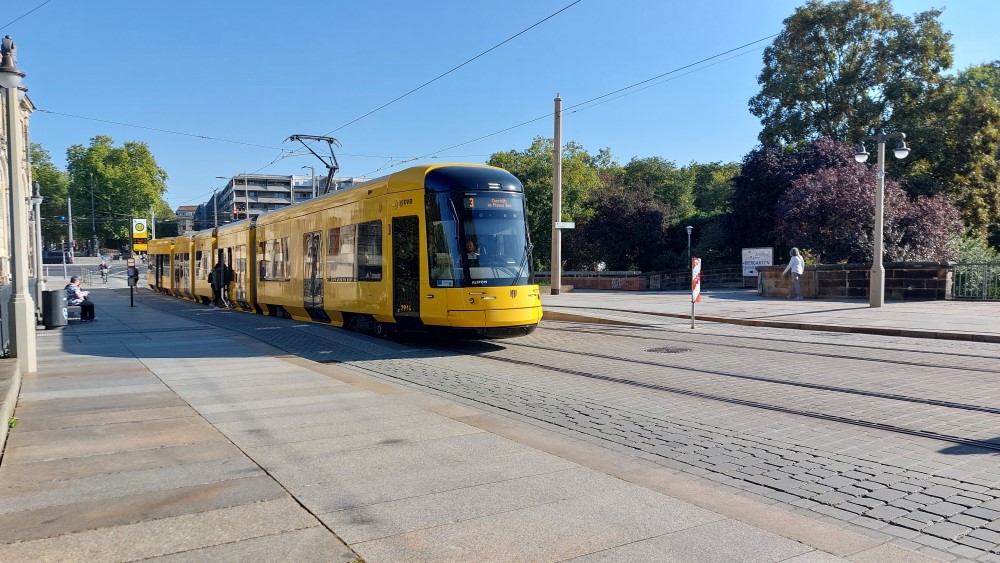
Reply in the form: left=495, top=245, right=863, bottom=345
left=427, top=191, right=533, bottom=287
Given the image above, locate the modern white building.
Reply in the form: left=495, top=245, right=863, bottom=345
left=188, top=174, right=368, bottom=231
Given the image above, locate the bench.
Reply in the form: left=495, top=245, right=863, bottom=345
left=66, top=304, right=82, bottom=321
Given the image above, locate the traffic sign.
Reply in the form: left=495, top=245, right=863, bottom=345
left=554, top=221, right=575, bottom=229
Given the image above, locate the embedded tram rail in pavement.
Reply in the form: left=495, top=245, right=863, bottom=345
left=1, top=284, right=998, bottom=561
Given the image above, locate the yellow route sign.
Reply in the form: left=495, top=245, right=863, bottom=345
left=132, top=219, right=148, bottom=252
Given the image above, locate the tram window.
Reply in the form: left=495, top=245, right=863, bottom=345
left=261, top=237, right=290, bottom=281
left=326, top=225, right=356, bottom=281
left=357, top=220, right=382, bottom=281
left=427, top=220, right=459, bottom=286
left=303, top=231, right=322, bottom=282
left=195, top=251, right=204, bottom=280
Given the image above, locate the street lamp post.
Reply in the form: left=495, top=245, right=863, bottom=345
left=302, top=165, right=316, bottom=199
left=212, top=188, right=218, bottom=228
left=31, top=182, right=43, bottom=316
left=1, top=35, right=36, bottom=372
left=685, top=225, right=693, bottom=262
left=89, top=173, right=98, bottom=255
left=855, top=130, right=909, bottom=308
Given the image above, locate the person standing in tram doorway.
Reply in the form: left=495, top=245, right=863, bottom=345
left=211, top=257, right=234, bottom=308
left=783, top=247, right=805, bottom=300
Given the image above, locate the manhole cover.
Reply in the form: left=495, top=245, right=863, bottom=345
left=646, top=346, right=689, bottom=354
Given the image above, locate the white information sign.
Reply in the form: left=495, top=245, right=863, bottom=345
left=741, top=247, right=773, bottom=277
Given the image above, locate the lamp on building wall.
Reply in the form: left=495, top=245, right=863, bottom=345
left=1, top=34, right=36, bottom=372
left=302, top=165, right=316, bottom=199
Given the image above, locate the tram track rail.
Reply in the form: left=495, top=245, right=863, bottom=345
left=546, top=318, right=1000, bottom=365
left=139, top=292, right=1000, bottom=557
left=448, top=348, right=1000, bottom=453
left=477, top=339, right=1000, bottom=416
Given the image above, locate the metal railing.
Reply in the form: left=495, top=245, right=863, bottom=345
left=951, top=262, right=1000, bottom=300
left=649, top=265, right=751, bottom=290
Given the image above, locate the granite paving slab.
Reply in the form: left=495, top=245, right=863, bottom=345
left=2, top=419, right=226, bottom=464
left=0, top=441, right=244, bottom=486
left=0, top=498, right=326, bottom=562
left=293, top=449, right=579, bottom=513
left=144, top=526, right=357, bottom=563
left=565, top=518, right=819, bottom=562
left=352, top=485, right=725, bottom=562
left=11, top=391, right=185, bottom=416
left=14, top=405, right=194, bottom=432
left=0, top=475, right=288, bottom=544
left=0, top=457, right=263, bottom=514
left=242, top=419, right=484, bottom=466
left=319, top=466, right=631, bottom=543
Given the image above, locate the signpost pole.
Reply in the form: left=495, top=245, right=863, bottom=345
left=691, top=257, right=701, bottom=329
left=129, top=257, right=135, bottom=307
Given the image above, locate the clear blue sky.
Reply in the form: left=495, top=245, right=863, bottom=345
left=5, top=0, right=999, bottom=210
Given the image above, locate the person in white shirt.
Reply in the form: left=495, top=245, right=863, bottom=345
left=782, top=247, right=805, bottom=300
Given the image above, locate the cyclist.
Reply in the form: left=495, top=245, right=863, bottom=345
left=99, top=261, right=110, bottom=283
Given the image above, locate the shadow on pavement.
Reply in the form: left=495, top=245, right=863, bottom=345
left=47, top=287, right=507, bottom=363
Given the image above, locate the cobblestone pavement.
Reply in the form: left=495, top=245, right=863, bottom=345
left=138, top=292, right=1000, bottom=561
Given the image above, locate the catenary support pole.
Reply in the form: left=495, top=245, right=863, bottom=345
left=551, top=94, right=562, bottom=295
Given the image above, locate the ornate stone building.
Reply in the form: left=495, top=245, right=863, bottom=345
left=0, top=85, right=35, bottom=284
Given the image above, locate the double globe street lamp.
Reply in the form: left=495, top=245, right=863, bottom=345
left=854, top=131, right=910, bottom=308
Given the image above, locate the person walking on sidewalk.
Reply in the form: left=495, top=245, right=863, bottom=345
left=65, top=276, right=97, bottom=321
left=783, top=247, right=805, bottom=300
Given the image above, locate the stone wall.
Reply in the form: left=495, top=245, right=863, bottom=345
left=536, top=271, right=648, bottom=291
left=756, top=262, right=953, bottom=300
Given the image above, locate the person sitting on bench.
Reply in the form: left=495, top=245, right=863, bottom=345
left=65, top=276, right=96, bottom=321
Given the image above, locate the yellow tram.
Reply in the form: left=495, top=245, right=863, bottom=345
left=147, top=164, right=542, bottom=338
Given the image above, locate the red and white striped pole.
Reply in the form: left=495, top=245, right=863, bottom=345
left=691, top=257, right=701, bottom=329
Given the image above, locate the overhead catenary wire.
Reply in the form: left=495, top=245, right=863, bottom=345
left=322, top=0, right=583, bottom=137
left=252, top=0, right=584, bottom=175
left=37, top=24, right=778, bottom=206
left=0, top=0, right=55, bottom=31
left=361, top=33, right=778, bottom=176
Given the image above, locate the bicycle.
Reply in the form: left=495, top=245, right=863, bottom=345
left=100, top=268, right=108, bottom=284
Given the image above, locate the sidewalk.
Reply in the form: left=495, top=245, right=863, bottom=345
left=0, top=287, right=974, bottom=561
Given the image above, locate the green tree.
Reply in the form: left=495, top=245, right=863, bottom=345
left=894, top=62, right=1000, bottom=239
left=750, top=0, right=952, bottom=147
left=488, top=137, right=601, bottom=270
left=690, top=162, right=738, bottom=217
left=571, top=180, right=670, bottom=271
left=30, top=144, right=70, bottom=245
left=622, top=157, right=695, bottom=221
left=65, top=135, right=169, bottom=252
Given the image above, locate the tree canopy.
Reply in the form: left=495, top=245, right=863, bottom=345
left=65, top=135, right=170, bottom=251
left=30, top=144, right=71, bottom=244
left=893, top=61, right=1000, bottom=238
left=750, top=0, right=952, bottom=146
left=489, top=139, right=739, bottom=272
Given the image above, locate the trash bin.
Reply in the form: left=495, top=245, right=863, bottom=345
left=42, top=290, right=68, bottom=329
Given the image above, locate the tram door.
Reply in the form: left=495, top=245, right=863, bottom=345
left=303, top=231, right=323, bottom=309
left=392, top=216, right=420, bottom=324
